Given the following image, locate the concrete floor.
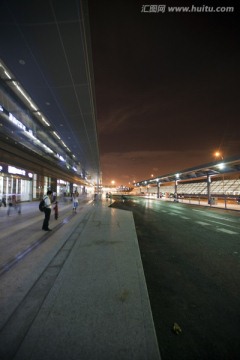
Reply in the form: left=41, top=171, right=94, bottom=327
left=0, top=197, right=161, bottom=360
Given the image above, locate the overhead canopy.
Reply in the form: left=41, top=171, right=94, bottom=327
left=0, top=0, right=100, bottom=183
left=136, top=155, right=240, bottom=186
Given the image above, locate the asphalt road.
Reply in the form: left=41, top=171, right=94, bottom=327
left=110, top=197, right=240, bottom=360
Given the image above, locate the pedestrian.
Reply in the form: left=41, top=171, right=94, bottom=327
left=72, top=192, right=78, bottom=211
left=53, top=201, right=59, bottom=220
left=2, top=196, right=6, bottom=207
left=42, top=190, right=53, bottom=231
left=7, top=196, right=13, bottom=216
left=7, top=195, right=21, bottom=215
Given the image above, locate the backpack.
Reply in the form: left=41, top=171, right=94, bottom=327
left=39, top=199, right=45, bottom=212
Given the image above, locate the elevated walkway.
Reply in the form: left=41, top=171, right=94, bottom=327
left=0, top=199, right=161, bottom=360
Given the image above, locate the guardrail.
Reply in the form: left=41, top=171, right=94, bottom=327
left=172, top=195, right=240, bottom=211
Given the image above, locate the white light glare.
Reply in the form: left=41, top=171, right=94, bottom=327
left=218, top=163, right=225, bottom=170
left=56, top=154, right=65, bottom=162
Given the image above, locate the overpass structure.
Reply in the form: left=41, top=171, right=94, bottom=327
left=134, top=155, right=240, bottom=204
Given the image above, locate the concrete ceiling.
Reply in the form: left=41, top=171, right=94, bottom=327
left=0, top=0, right=100, bottom=183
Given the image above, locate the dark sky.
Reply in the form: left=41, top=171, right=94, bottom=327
left=88, top=0, right=239, bottom=186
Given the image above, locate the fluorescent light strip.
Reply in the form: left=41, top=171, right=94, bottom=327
left=53, top=131, right=61, bottom=139
left=1, top=63, right=75, bottom=162
left=3, top=69, right=12, bottom=79
left=61, top=140, right=67, bottom=147
left=12, top=81, right=38, bottom=111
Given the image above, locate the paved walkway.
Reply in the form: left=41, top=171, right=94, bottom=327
left=1, top=193, right=238, bottom=360
left=0, top=199, right=161, bottom=360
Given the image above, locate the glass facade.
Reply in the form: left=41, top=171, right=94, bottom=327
left=0, top=172, right=32, bottom=202
left=0, top=163, right=57, bottom=202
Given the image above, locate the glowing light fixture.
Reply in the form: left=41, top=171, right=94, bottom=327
left=218, top=163, right=225, bottom=170
left=53, top=131, right=61, bottom=139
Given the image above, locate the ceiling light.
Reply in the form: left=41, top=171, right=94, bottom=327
left=53, top=131, right=61, bottom=139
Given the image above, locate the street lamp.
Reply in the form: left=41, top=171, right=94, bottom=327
left=214, top=151, right=223, bottom=160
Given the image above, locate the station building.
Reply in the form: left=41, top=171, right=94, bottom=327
left=0, top=0, right=100, bottom=203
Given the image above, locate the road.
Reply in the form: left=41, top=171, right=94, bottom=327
left=111, top=197, right=240, bottom=360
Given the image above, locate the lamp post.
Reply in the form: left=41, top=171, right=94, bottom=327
left=215, top=152, right=226, bottom=208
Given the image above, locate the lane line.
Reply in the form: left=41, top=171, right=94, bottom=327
left=217, top=228, right=238, bottom=235
left=192, top=209, right=237, bottom=223
left=195, top=221, right=211, bottom=226
left=208, top=220, right=240, bottom=230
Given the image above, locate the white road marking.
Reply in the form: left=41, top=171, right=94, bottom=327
left=208, top=220, right=240, bottom=230
left=195, top=221, right=211, bottom=226
left=162, top=208, right=239, bottom=233
left=192, top=209, right=236, bottom=223
left=217, top=228, right=238, bottom=235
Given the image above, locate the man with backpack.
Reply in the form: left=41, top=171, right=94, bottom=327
left=42, top=190, right=53, bottom=231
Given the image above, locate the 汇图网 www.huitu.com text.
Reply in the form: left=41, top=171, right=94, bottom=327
left=141, top=5, right=234, bottom=13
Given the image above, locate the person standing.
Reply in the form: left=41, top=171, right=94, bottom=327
left=42, top=190, right=52, bottom=231
left=72, top=192, right=79, bottom=212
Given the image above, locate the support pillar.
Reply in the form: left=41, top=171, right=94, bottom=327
left=207, top=174, right=211, bottom=204
left=157, top=182, right=160, bottom=198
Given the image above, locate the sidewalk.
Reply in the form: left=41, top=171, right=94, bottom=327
left=1, top=199, right=161, bottom=360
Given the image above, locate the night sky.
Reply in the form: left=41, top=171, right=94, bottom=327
left=88, top=1, right=239, bottom=186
